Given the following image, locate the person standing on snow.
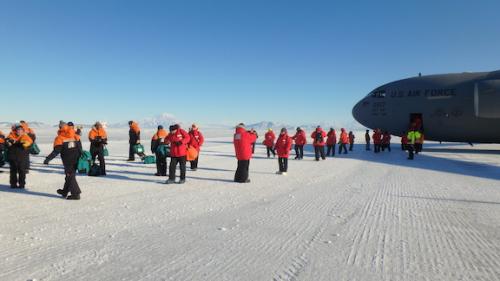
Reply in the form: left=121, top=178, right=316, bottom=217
left=55, top=124, right=83, bottom=200
left=338, top=128, right=349, bottom=154
left=372, top=129, right=382, bottom=153
left=406, top=129, right=421, bottom=160
left=249, top=128, right=258, bottom=154
left=365, top=130, right=371, bottom=151
left=348, top=131, right=355, bottom=151
left=291, top=127, right=306, bottom=160
left=127, top=121, right=142, bottom=161
left=326, top=128, right=337, bottom=157
left=188, top=124, right=204, bottom=171
left=88, top=122, right=108, bottom=175
left=233, top=123, right=257, bottom=183
left=275, top=128, right=292, bottom=175
left=151, top=125, right=169, bottom=176
left=166, top=124, right=190, bottom=184
left=263, top=128, right=276, bottom=158
left=381, top=131, right=391, bottom=152
left=6, top=125, right=33, bottom=189
left=311, top=126, right=327, bottom=161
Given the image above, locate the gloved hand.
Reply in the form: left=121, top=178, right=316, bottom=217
left=136, top=140, right=140, bottom=144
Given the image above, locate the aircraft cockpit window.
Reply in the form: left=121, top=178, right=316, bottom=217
left=370, top=90, right=386, bottom=98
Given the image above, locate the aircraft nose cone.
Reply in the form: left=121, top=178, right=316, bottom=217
left=352, top=98, right=370, bottom=127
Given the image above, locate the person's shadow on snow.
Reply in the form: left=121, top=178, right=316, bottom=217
left=0, top=184, right=62, bottom=199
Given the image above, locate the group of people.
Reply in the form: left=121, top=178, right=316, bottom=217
left=232, top=124, right=356, bottom=182
left=364, top=126, right=424, bottom=160
left=1, top=119, right=426, bottom=200
left=365, top=129, right=392, bottom=153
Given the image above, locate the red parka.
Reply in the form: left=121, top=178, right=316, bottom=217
left=292, top=130, right=307, bottom=146
left=372, top=131, right=382, bottom=145
left=167, top=128, right=191, bottom=157
left=189, top=129, right=205, bottom=152
left=263, top=131, right=276, bottom=147
left=339, top=129, right=349, bottom=144
left=234, top=127, right=257, bottom=160
left=311, top=128, right=327, bottom=147
left=326, top=130, right=337, bottom=145
left=275, top=133, right=292, bottom=158
left=382, top=133, right=391, bottom=144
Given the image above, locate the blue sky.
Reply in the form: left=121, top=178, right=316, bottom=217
left=1, top=0, right=499, bottom=126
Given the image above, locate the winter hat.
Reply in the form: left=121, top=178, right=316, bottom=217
left=158, top=125, right=164, bottom=130
left=67, top=122, right=74, bottom=127
left=236, top=123, right=245, bottom=128
left=296, top=127, right=301, bottom=131
left=281, top=128, right=287, bottom=133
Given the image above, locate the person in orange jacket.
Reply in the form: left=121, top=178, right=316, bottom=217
left=127, top=121, right=142, bottom=161
left=151, top=125, right=169, bottom=176
left=326, top=128, right=337, bottom=157
left=54, top=124, right=83, bottom=200
left=188, top=123, right=204, bottom=171
left=89, top=122, right=108, bottom=175
left=166, top=124, right=190, bottom=184
left=44, top=121, right=67, bottom=164
left=0, top=130, right=5, bottom=166
left=6, top=124, right=33, bottom=188
left=274, top=128, right=292, bottom=175
left=348, top=131, right=355, bottom=151
left=20, top=120, right=36, bottom=170
left=311, top=126, right=327, bottom=161
left=263, top=128, right=276, bottom=158
left=338, top=128, right=349, bottom=154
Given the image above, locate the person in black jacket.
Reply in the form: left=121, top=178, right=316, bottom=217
left=127, top=121, right=141, bottom=161
left=55, top=125, right=83, bottom=200
left=6, top=125, right=33, bottom=188
left=88, top=122, right=108, bottom=175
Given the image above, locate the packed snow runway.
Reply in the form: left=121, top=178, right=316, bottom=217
left=1, top=130, right=500, bottom=281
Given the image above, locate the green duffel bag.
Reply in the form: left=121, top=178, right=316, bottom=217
left=103, top=147, right=109, bottom=157
left=29, top=143, right=41, bottom=155
left=2, top=148, right=9, bottom=165
left=156, top=144, right=171, bottom=158
left=143, top=155, right=156, bottom=164
left=77, top=150, right=92, bottom=174
left=134, top=144, right=145, bottom=154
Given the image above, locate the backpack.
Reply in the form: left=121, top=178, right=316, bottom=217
left=29, top=143, right=41, bottom=155
left=186, top=147, right=198, bottom=161
left=143, top=155, right=156, bottom=164
left=315, top=131, right=324, bottom=143
left=88, top=163, right=102, bottom=177
left=156, top=144, right=170, bottom=158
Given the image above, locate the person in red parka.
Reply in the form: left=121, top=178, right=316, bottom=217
left=275, top=128, right=292, bottom=175
left=326, top=128, right=337, bottom=157
left=382, top=131, right=391, bottom=152
left=338, top=128, right=349, bottom=154
left=311, top=126, right=327, bottom=161
left=291, top=127, right=306, bottom=160
left=233, top=123, right=257, bottom=183
left=372, top=129, right=382, bottom=153
left=263, top=129, right=276, bottom=158
left=166, top=124, right=190, bottom=184
left=188, top=123, right=204, bottom=171
left=401, top=132, right=408, bottom=151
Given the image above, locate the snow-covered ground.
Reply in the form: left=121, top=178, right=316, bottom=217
left=1, top=129, right=500, bottom=281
